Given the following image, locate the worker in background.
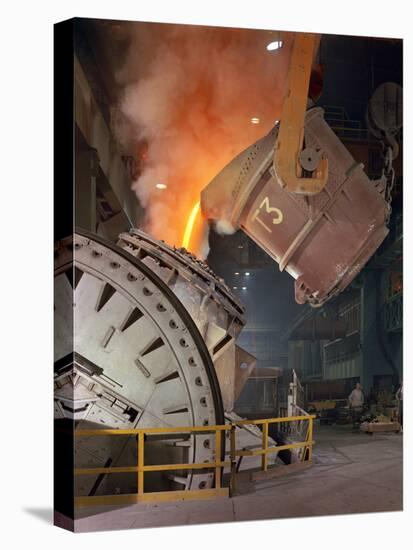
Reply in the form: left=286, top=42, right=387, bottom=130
left=395, top=381, right=403, bottom=433
left=348, top=382, right=365, bottom=429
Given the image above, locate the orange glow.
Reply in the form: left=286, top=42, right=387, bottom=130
left=119, top=29, right=294, bottom=258
left=182, top=201, right=201, bottom=250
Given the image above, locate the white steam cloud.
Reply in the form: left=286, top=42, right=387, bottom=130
left=113, top=22, right=292, bottom=256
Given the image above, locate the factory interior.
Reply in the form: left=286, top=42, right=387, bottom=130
left=54, top=19, right=403, bottom=531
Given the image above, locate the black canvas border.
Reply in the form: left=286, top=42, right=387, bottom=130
left=54, top=17, right=75, bottom=532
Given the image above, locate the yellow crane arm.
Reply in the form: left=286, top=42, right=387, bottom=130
left=274, top=33, right=328, bottom=195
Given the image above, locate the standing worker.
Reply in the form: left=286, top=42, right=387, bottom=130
left=348, top=382, right=365, bottom=429
left=395, top=381, right=403, bottom=433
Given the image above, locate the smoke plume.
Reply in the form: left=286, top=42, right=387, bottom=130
left=215, top=219, right=236, bottom=236
left=113, top=22, right=292, bottom=257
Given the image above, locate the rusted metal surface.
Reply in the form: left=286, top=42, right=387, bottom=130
left=233, top=347, right=257, bottom=401
left=202, top=107, right=390, bottom=306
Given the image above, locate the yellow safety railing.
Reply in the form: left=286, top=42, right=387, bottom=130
left=73, top=414, right=315, bottom=508
left=74, top=424, right=231, bottom=507
left=232, top=415, right=314, bottom=464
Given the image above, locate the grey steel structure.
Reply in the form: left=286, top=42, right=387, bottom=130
left=54, top=230, right=260, bottom=497
left=117, top=229, right=255, bottom=412
left=54, top=231, right=228, bottom=495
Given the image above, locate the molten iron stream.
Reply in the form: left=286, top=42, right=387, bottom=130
left=182, top=201, right=201, bottom=250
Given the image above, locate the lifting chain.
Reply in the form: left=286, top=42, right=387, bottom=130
left=380, top=142, right=396, bottom=221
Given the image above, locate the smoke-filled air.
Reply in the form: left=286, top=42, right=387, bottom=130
left=113, top=23, right=293, bottom=258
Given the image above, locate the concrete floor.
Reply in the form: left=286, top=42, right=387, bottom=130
left=73, top=424, right=403, bottom=532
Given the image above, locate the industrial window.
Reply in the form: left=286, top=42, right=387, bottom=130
left=324, top=332, right=361, bottom=366
left=339, top=298, right=360, bottom=336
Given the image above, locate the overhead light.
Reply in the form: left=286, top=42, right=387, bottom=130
left=238, top=245, right=244, bottom=249
left=234, top=272, right=240, bottom=276
left=251, top=117, right=260, bottom=125
left=242, top=286, right=247, bottom=290
left=245, top=272, right=250, bottom=276
left=156, top=183, right=167, bottom=190
left=233, top=286, right=238, bottom=290
left=267, top=40, right=283, bottom=51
